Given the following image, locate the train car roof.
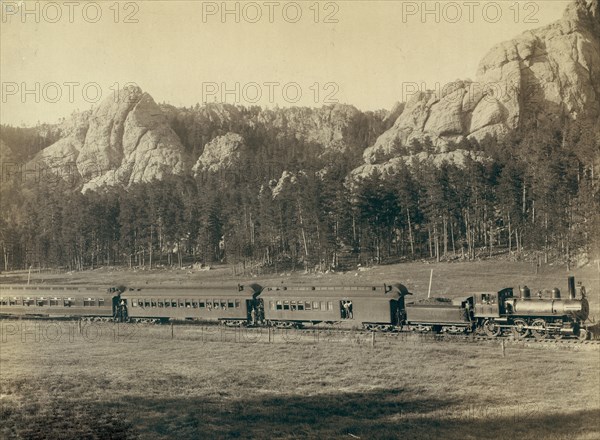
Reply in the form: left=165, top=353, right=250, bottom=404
left=260, top=284, right=404, bottom=299
left=0, top=284, right=111, bottom=294
left=121, top=284, right=260, bottom=299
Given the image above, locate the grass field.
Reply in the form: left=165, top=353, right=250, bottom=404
left=1, top=261, right=599, bottom=439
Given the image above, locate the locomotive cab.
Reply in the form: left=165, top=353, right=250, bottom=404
left=473, top=288, right=513, bottom=318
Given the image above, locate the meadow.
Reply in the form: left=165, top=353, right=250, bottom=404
left=1, top=260, right=599, bottom=439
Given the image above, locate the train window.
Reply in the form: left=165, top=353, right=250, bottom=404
left=192, top=301, right=198, bottom=308
left=98, top=299, right=105, bottom=307
left=297, top=302, right=304, bottom=311
left=481, top=294, right=494, bottom=304
left=9, top=298, right=17, bottom=306
left=179, top=300, right=185, bottom=308
left=24, top=298, right=34, bottom=306
left=164, top=300, right=170, bottom=307
left=185, top=300, right=192, bottom=308
left=327, top=301, right=333, bottom=311
left=290, top=301, right=297, bottom=311
left=49, top=298, right=59, bottom=306
left=270, top=301, right=275, bottom=310
left=131, top=299, right=138, bottom=307
left=83, top=298, right=95, bottom=307
left=150, top=300, right=156, bottom=308
left=199, top=301, right=205, bottom=308
left=320, top=302, right=326, bottom=311
left=37, top=298, right=48, bottom=306
left=158, top=300, right=164, bottom=307
left=313, top=301, right=319, bottom=310
left=235, top=300, right=241, bottom=308
left=64, top=298, right=73, bottom=307
left=221, top=301, right=227, bottom=309
left=171, top=300, right=177, bottom=307
left=144, top=300, right=151, bottom=308
left=276, top=301, right=283, bottom=310
left=228, top=300, right=234, bottom=308
left=304, top=301, right=311, bottom=310
left=0, top=298, right=7, bottom=306
left=283, top=301, right=290, bottom=310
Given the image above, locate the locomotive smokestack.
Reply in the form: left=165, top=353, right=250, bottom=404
left=520, top=286, right=531, bottom=299
left=568, top=276, right=576, bottom=299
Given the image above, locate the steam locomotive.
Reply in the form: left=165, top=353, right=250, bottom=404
left=403, top=276, right=590, bottom=340
left=0, top=276, right=592, bottom=340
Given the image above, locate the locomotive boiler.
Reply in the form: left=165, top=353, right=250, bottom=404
left=505, top=279, right=589, bottom=321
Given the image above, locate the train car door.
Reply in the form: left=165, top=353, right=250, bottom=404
left=112, top=295, right=127, bottom=322
left=340, top=300, right=354, bottom=319
left=390, top=299, right=401, bottom=325
left=112, top=295, right=120, bottom=318
left=247, top=299, right=261, bottom=324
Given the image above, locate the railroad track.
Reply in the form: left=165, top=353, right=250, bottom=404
left=384, top=332, right=600, bottom=346
left=2, top=315, right=598, bottom=350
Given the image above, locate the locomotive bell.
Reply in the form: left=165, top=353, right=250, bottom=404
left=552, top=288, right=561, bottom=299
left=520, top=286, right=531, bottom=299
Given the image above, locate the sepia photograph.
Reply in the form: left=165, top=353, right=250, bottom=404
left=1, top=0, right=599, bottom=438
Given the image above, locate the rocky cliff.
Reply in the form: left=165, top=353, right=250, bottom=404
left=361, top=0, right=600, bottom=169
left=18, top=1, right=599, bottom=189
left=192, top=133, right=247, bottom=174
left=256, top=104, right=368, bottom=154
left=29, top=86, right=185, bottom=192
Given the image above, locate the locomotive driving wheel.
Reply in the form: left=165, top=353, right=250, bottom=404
left=530, top=319, right=547, bottom=340
left=577, top=328, right=589, bottom=341
left=511, top=318, right=530, bottom=340
left=482, top=319, right=501, bottom=337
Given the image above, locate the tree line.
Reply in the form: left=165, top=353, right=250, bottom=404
left=0, top=117, right=597, bottom=272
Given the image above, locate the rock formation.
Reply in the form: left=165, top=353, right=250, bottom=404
left=362, top=0, right=600, bottom=167
left=192, top=133, right=246, bottom=175
left=257, top=104, right=365, bottom=153
left=16, top=1, right=599, bottom=189
left=28, top=85, right=185, bottom=192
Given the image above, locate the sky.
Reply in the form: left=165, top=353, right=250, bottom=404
left=0, top=0, right=571, bottom=126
